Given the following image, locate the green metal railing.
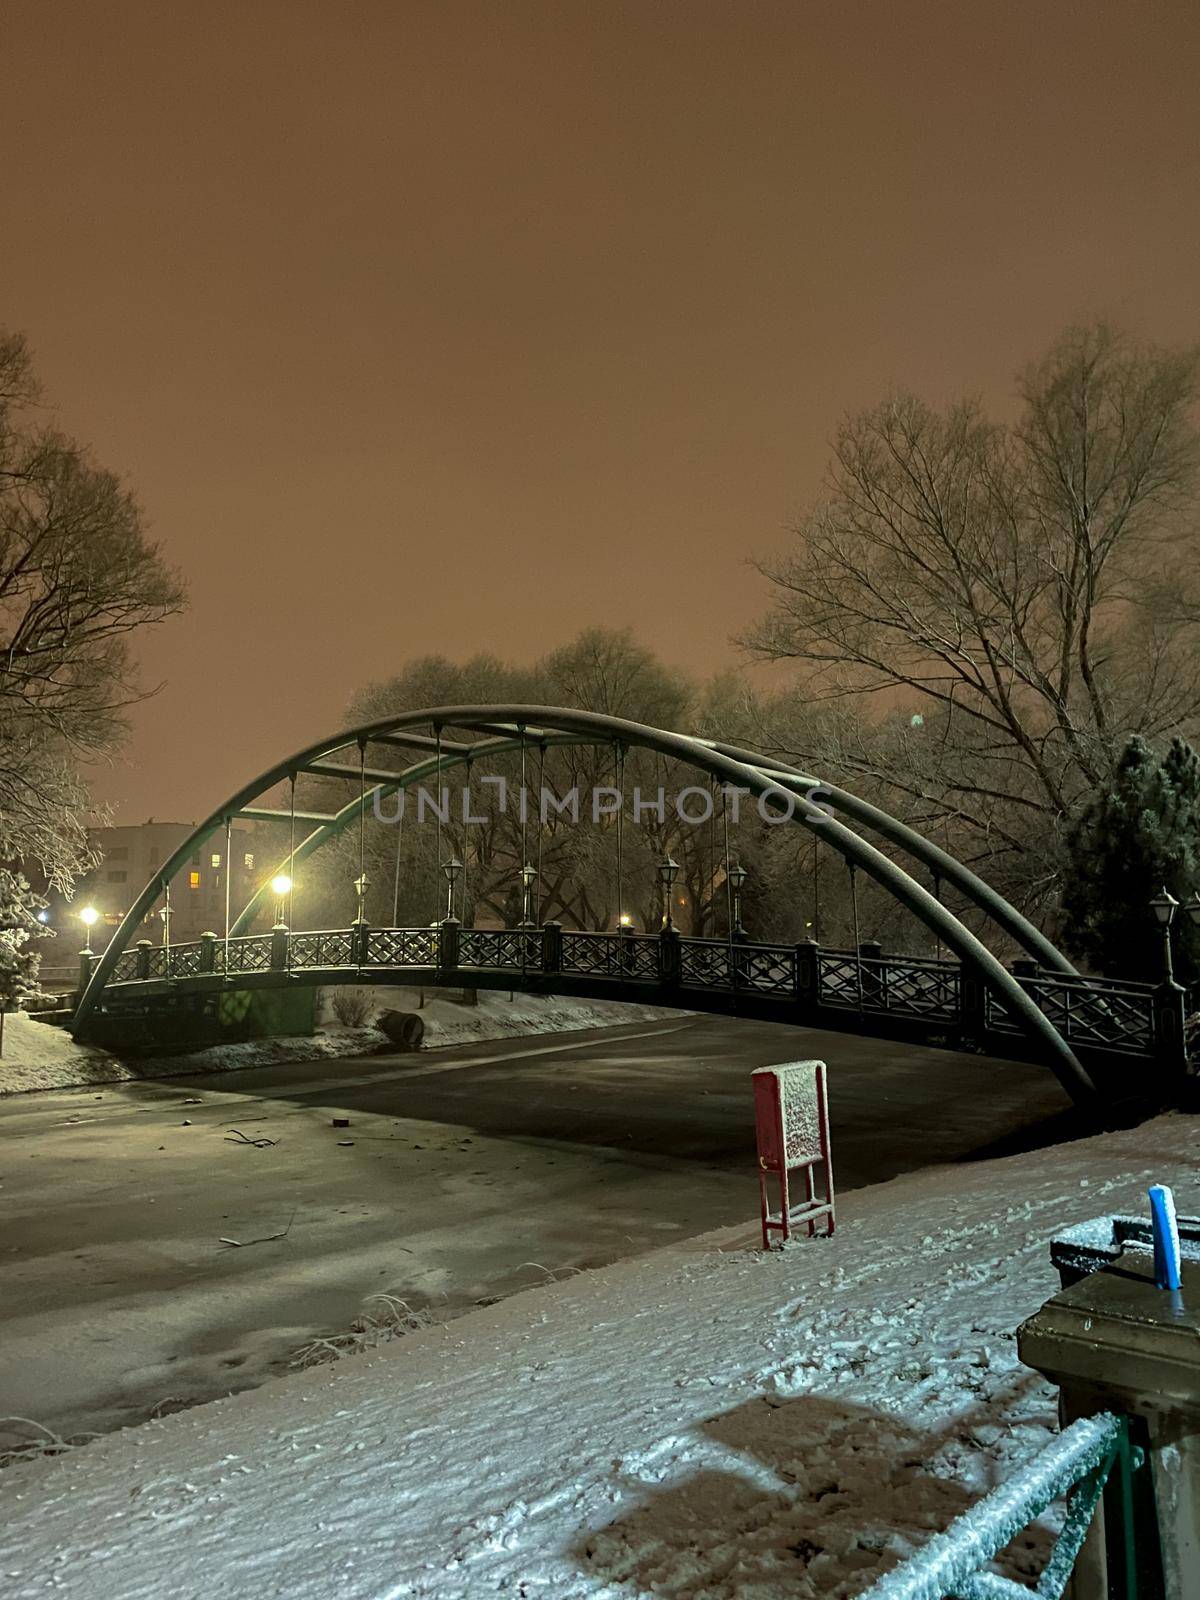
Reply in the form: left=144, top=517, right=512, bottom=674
left=858, top=1412, right=1154, bottom=1599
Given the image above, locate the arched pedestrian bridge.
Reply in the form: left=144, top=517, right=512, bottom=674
left=69, top=706, right=1191, bottom=1107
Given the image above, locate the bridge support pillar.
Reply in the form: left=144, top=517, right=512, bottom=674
left=658, top=925, right=681, bottom=990
left=1153, top=979, right=1190, bottom=1084
left=858, top=940, right=884, bottom=1008
left=795, top=939, right=819, bottom=1007
left=270, top=924, right=289, bottom=971
left=438, top=918, right=460, bottom=974
left=199, top=931, right=218, bottom=974
left=960, top=966, right=986, bottom=1046
left=352, top=919, right=370, bottom=967
left=135, top=939, right=153, bottom=980
left=77, top=948, right=96, bottom=997
left=541, top=920, right=562, bottom=975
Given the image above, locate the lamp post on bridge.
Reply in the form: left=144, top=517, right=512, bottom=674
left=727, top=862, right=747, bottom=941
left=1149, top=887, right=1194, bottom=1080
left=441, top=856, right=462, bottom=924
left=76, top=904, right=100, bottom=996
left=519, top=863, right=537, bottom=928
left=1150, top=887, right=1179, bottom=983
left=353, top=871, right=370, bottom=925
left=271, top=874, right=293, bottom=930
left=658, top=855, right=680, bottom=932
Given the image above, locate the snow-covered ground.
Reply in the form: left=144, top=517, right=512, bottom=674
left=1, top=1110, right=1193, bottom=1599
left=0, top=1011, right=128, bottom=1094
left=0, top=990, right=687, bottom=1095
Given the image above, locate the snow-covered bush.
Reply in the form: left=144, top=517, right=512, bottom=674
left=330, top=988, right=373, bottom=1028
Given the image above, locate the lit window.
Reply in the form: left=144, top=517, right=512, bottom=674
left=189, top=871, right=201, bottom=889
left=211, top=853, right=221, bottom=868
left=244, top=852, right=254, bottom=870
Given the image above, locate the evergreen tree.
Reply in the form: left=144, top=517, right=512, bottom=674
left=0, top=869, right=47, bottom=1052
left=1060, top=736, right=1200, bottom=983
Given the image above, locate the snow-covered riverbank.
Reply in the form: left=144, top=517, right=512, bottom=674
left=0, top=989, right=687, bottom=1095
left=2, top=1109, right=1193, bottom=1599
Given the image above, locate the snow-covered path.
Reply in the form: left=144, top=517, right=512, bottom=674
left=1, top=1113, right=1194, bottom=1600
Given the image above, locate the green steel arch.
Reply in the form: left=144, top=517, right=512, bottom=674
left=71, top=704, right=1096, bottom=1102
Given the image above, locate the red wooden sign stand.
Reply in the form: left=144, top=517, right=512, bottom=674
left=753, top=1060, right=835, bottom=1251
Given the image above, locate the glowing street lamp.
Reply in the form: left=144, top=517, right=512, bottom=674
left=618, top=912, right=634, bottom=929
left=79, top=904, right=99, bottom=955
left=271, top=873, right=293, bottom=928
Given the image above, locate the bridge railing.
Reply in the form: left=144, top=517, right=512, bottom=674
left=86, top=923, right=1185, bottom=1074
left=676, top=937, right=797, bottom=995
left=221, top=934, right=275, bottom=974
left=985, top=970, right=1158, bottom=1056
left=857, top=1410, right=1137, bottom=1600
left=560, top=930, right=660, bottom=982
left=365, top=927, right=438, bottom=966
left=289, top=929, right=356, bottom=970
left=817, top=947, right=961, bottom=1022
left=458, top=928, right=544, bottom=971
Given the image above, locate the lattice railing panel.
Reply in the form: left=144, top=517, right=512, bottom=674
left=224, top=934, right=273, bottom=975
left=167, top=942, right=205, bottom=979
left=561, top=931, right=660, bottom=981
left=364, top=928, right=437, bottom=967
left=290, top=930, right=355, bottom=969
left=458, top=929, right=543, bottom=971
left=987, top=974, right=1155, bottom=1053
left=818, top=950, right=865, bottom=1008
left=109, top=950, right=140, bottom=984
left=733, top=944, right=796, bottom=995
left=817, top=950, right=960, bottom=1021
left=680, top=939, right=733, bottom=988
left=146, top=947, right=169, bottom=980
left=876, top=957, right=960, bottom=1020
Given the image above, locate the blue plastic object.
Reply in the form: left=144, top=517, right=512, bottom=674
left=1149, top=1184, right=1182, bottom=1291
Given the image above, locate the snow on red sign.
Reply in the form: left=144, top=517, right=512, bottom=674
left=752, top=1059, right=835, bottom=1251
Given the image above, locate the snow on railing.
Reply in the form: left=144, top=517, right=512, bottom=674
left=857, top=1412, right=1125, bottom=1600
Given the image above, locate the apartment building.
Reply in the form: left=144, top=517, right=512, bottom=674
left=63, top=819, right=262, bottom=947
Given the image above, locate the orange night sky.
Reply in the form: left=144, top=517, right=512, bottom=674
left=2, top=1, right=1198, bottom=819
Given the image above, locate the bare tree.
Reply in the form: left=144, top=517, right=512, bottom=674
left=0, top=331, right=185, bottom=890
left=331, top=630, right=728, bottom=933
left=746, top=323, right=1200, bottom=914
